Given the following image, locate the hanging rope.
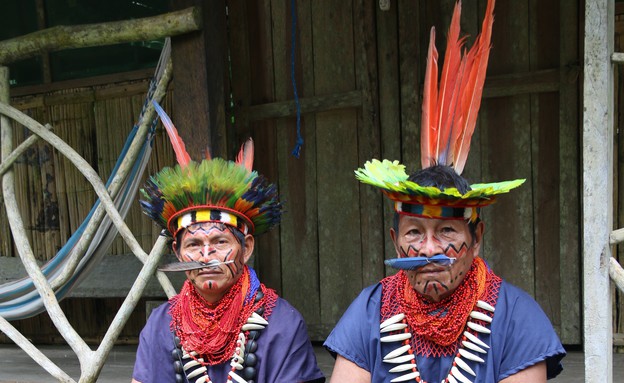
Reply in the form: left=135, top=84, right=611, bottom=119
left=290, top=0, right=303, bottom=158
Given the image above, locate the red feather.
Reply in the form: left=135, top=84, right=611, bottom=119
left=236, top=137, right=254, bottom=171
left=453, top=0, right=495, bottom=174
left=435, top=1, right=465, bottom=165
left=420, top=0, right=495, bottom=175
left=152, top=101, right=191, bottom=168
left=421, top=27, right=439, bottom=169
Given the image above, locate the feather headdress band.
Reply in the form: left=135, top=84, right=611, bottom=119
left=140, top=101, right=282, bottom=236
left=355, top=0, right=524, bottom=221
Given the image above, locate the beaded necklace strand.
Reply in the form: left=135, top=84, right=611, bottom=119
left=172, top=291, right=268, bottom=383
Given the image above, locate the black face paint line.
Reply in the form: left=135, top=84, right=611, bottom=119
left=401, top=245, right=421, bottom=257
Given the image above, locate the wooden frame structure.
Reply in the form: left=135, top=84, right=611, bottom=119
left=585, top=1, right=624, bottom=382
left=0, top=8, right=200, bottom=382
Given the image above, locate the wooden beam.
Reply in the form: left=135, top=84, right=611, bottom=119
left=583, top=1, right=614, bottom=382
left=10, top=68, right=155, bottom=98
left=241, top=68, right=577, bottom=123
left=483, top=68, right=576, bottom=98
left=613, top=52, right=624, bottom=63
left=0, top=7, right=201, bottom=65
left=611, top=227, right=624, bottom=244
left=246, top=90, right=362, bottom=121
left=610, top=257, right=624, bottom=294
left=170, top=0, right=228, bottom=159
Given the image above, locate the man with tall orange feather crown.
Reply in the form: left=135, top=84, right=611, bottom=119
left=323, top=1, right=565, bottom=382
left=131, top=102, right=325, bottom=383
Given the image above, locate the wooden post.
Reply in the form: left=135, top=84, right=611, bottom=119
left=170, top=0, right=228, bottom=159
left=583, top=0, right=613, bottom=382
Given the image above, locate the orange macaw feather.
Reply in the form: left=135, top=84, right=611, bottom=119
left=421, top=27, right=439, bottom=169
left=435, top=1, right=465, bottom=165
left=420, top=0, right=495, bottom=175
left=454, top=0, right=495, bottom=174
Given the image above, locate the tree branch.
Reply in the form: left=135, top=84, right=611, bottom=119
left=0, top=7, right=201, bottom=65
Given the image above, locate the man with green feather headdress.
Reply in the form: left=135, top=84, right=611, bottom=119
left=131, top=102, right=325, bottom=383
left=324, top=0, right=565, bottom=382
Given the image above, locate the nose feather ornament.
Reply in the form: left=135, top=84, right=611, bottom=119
left=384, top=254, right=456, bottom=270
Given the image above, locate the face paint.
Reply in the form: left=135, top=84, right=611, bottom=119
left=392, top=215, right=481, bottom=302
left=175, top=222, right=251, bottom=303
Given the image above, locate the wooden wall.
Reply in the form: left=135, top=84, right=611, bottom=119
left=228, top=0, right=582, bottom=344
left=1, top=0, right=588, bottom=346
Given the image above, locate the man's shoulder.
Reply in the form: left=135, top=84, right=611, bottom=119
left=144, top=300, right=173, bottom=324
left=498, top=279, right=538, bottom=302
left=268, top=296, right=305, bottom=320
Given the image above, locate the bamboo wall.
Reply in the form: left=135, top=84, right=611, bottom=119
left=0, top=74, right=176, bottom=343
left=3, top=78, right=175, bottom=260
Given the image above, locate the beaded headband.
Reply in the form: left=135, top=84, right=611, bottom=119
left=140, top=101, right=282, bottom=237
left=170, top=207, right=252, bottom=236
left=355, top=0, right=524, bottom=222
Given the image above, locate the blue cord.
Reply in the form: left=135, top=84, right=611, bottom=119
left=290, top=0, right=303, bottom=158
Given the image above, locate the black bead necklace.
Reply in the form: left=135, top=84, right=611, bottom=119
left=172, top=291, right=267, bottom=383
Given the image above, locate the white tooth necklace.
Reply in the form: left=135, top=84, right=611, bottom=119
left=381, top=300, right=494, bottom=383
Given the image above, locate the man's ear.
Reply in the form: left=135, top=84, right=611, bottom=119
left=172, top=241, right=183, bottom=261
left=472, top=221, right=485, bottom=257
left=243, top=235, right=255, bottom=263
left=390, top=228, right=401, bottom=258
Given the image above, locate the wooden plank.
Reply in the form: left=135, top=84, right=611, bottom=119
left=618, top=10, right=624, bottom=344
left=583, top=1, right=615, bottom=381
left=398, top=0, right=421, bottom=169
left=617, top=3, right=624, bottom=345
left=483, top=69, right=561, bottom=98
left=10, top=68, right=154, bottom=98
left=170, top=0, right=227, bottom=159
left=241, top=69, right=571, bottom=123
left=530, top=0, right=562, bottom=336
left=312, top=0, right=362, bottom=325
left=356, top=0, right=384, bottom=286
left=225, top=0, right=252, bottom=149
left=377, top=0, right=402, bottom=275
left=246, top=90, right=362, bottom=121
left=245, top=0, right=282, bottom=293
left=479, top=0, right=534, bottom=294
left=269, top=0, right=322, bottom=327
left=559, top=0, right=582, bottom=345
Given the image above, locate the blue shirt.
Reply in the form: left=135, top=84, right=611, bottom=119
left=324, top=280, right=565, bottom=382
left=133, top=297, right=325, bottom=383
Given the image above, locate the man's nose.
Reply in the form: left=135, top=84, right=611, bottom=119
left=199, top=244, right=215, bottom=259
left=419, top=236, right=440, bottom=257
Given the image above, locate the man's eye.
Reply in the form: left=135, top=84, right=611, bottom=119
left=213, top=239, right=230, bottom=249
left=441, top=227, right=456, bottom=234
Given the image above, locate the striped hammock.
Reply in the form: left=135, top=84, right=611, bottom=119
left=0, top=39, right=172, bottom=320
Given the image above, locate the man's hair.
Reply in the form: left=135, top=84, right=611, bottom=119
left=392, top=165, right=480, bottom=240
left=408, top=164, right=471, bottom=193
left=173, top=223, right=246, bottom=253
